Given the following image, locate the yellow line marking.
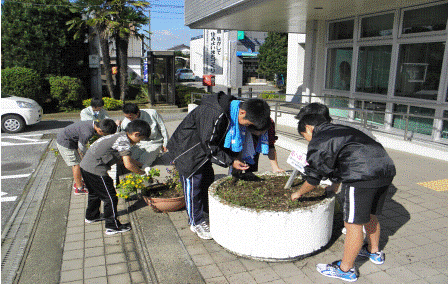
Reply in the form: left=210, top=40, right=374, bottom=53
left=417, top=179, right=448, bottom=192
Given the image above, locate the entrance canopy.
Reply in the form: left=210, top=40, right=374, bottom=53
left=185, top=0, right=432, bottom=33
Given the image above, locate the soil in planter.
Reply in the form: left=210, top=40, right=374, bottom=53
left=215, top=174, right=328, bottom=211
left=144, top=183, right=183, bottom=199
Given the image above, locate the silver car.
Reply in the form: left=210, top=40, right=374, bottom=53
left=176, top=69, right=196, bottom=82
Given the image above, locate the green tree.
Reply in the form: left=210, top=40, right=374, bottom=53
left=68, top=0, right=149, bottom=101
left=257, top=32, right=288, bottom=82
left=1, top=0, right=89, bottom=79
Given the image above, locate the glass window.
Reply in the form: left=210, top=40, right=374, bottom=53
left=393, top=105, right=435, bottom=136
left=402, top=3, right=448, bottom=34
left=329, top=20, right=354, bottom=40
left=354, top=101, right=386, bottom=125
left=328, top=97, right=350, bottom=118
left=446, top=86, right=448, bottom=103
left=356, top=45, right=392, bottom=94
left=395, top=42, right=445, bottom=101
left=443, top=111, right=448, bottom=139
left=325, top=48, right=353, bottom=90
left=361, top=13, right=394, bottom=37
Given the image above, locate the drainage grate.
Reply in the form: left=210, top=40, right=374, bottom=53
left=1, top=140, right=57, bottom=284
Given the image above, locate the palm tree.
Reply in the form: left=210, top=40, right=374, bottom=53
left=68, top=0, right=149, bottom=100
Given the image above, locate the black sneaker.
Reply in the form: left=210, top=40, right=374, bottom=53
left=105, top=223, right=132, bottom=235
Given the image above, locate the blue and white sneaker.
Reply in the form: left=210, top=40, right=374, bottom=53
left=358, top=244, right=385, bottom=264
left=316, top=260, right=358, bottom=282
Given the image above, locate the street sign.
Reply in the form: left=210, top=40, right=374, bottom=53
left=143, top=59, right=148, bottom=83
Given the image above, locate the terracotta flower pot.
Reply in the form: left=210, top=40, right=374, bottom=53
left=142, top=195, right=186, bottom=213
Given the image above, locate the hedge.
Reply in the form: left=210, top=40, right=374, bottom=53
left=82, top=97, right=123, bottom=110
left=1, top=67, right=43, bottom=103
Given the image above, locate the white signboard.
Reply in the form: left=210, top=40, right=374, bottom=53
left=287, top=151, right=308, bottom=173
left=287, top=151, right=332, bottom=186
left=203, top=29, right=223, bottom=75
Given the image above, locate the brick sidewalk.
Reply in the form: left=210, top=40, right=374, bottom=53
left=54, top=118, right=448, bottom=284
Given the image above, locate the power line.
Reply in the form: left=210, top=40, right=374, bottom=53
left=151, top=10, right=183, bottom=15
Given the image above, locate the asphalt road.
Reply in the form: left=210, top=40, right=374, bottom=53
left=1, top=134, right=51, bottom=228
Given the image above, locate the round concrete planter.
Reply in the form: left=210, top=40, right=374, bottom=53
left=208, top=172, right=335, bottom=261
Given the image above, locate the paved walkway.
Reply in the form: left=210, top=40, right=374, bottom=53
left=9, top=114, right=448, bottom=284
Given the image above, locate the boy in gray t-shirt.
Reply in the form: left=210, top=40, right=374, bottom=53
left=56, top=119, right=117, bottom=195
left=80, top=119, right=150, bottom=235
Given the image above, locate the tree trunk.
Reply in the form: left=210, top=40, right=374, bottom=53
left=96, top=26, right=116, bottom=99
left=116, top=34, right=129, bottom=102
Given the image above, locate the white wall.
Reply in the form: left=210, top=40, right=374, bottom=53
left=190, top=36, right=204, bottom=79
left=286, top=33, right=306, bottom=102
left=301, top=20, right=327, bottom=104
left=128, top=57, right=141, bottom=77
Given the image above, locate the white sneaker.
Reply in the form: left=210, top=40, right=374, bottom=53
left=190, top=221, right=212, bottom=240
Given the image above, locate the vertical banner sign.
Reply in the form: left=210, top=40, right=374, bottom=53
left=204, top=29, right=223, bottom=75
left=143, top=58, right=148, bottom=83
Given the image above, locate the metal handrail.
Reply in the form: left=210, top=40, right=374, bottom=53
left=188, top=92, right=448, bottom=144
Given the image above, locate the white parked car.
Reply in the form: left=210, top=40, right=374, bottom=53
left=1, top=94, right=43, bottom=133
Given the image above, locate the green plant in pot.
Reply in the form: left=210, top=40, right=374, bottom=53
left=116, top=168, right=160, bottom=199
left=141, top=166, right=185, bottom=212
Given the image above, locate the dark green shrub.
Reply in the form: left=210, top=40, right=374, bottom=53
left=1, top=67, right=43, bottom=103
left=82, top=97, right=123, bottom=110
left=48, top=76, right=86, bottom=111
left=127, top=84, right=141, bottom=100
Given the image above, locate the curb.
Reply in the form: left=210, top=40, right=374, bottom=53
left=127, top=199, right=159, bottom=284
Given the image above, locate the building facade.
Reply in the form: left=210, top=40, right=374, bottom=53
left=185, top=0, right=448, bottom=143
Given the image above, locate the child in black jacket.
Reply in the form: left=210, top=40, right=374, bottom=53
left=167, top=92, right=271, bottom=240
left=291, top=114, right=396, bottom=282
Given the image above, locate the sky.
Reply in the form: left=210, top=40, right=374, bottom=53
left=0, top=0, right=199, bottom=51
left=148, top=0, right=202, bottom=51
